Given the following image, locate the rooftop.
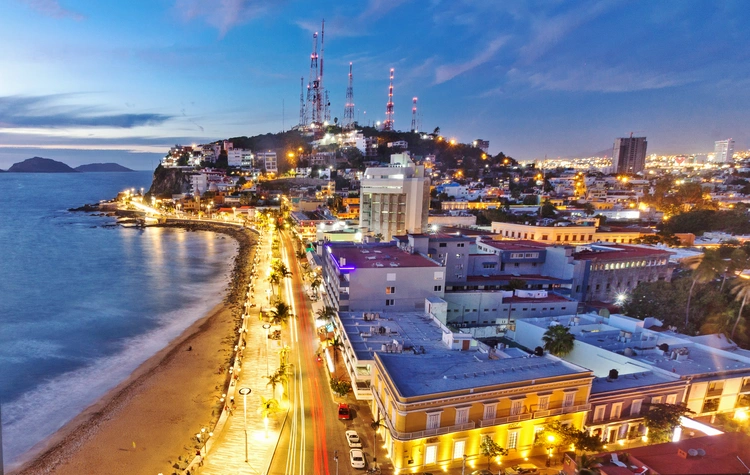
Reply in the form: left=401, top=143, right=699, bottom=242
left=478, top=239, right=553, bottom=252
left=573, top=243, right=673, bottom=261
left=327, top=244, right=441, bottom=270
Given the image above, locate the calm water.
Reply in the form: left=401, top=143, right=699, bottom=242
left=0, top=171, right=238, bottom=468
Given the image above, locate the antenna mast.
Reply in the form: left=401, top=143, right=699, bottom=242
left=319, top=19, right=328, bottom=124
left=384, top=68, right=394, bottom=131
left=305, top=32, right=319, bottom=126
left=411, top=97, right=417, bottom=133
left=298, top=77, right=305, bottom=127
left=344, top=62, right=355, bottom=128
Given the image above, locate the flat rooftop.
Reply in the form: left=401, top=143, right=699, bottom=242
left=379, top=349, right=589, bottom=398
left=478, top=239, right=552, bottom=251
left=573, top=244, right=672, bottom=261
left=328, top=244, right=441, bottom=269
left=591, top=370, right=681, bottom=394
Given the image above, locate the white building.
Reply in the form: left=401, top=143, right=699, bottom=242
left=255, top=151, right=278, bottom=174
left=714, top=139, right=735, bottom=163
left=227, top=148, right=252, bottom=168
left=359, top=153, right=430, bottom=240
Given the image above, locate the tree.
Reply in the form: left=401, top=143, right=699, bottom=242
left=721, top=248, right=749, bottom=291
left=542, top=325, right=575, bottom=356
left=582, top=202, right=596, bottom=216
left=330, top=377, right=351, bottom=396
left=643, top=403, right=694, bottom=444
left=479, top=435, right=508, bottom=470
left=266, top=370, right=283, bottom=398
left=731, top=278, right=750, bottom=340
left=269, top=301, right=291, bottom=326
left=309, top=275, right=323, bottom=299
left=258, top=396, right=282, bottom=420
left=328, top=335, right=344, bottom=367
left=540, top=200, right=557, bottom=218
left=685, top=250, right=722, bottom=328
left=316, top=306, right=337, bottom=323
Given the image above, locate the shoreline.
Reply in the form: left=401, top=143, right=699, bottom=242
left=10, top=221, right=256, bottom=475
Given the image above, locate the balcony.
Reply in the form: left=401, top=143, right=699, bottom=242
left=479, top=412, right=532, bottom=428
left=533, top=403, right=591, bottom=419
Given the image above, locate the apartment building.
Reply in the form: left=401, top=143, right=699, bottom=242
left=360, top=153, right=430, bottom=240
left=370, top=317, right=593, bottom=471
left=490, top=222, right=647, bottom=245
left=321, top=242, right=445, bottom=312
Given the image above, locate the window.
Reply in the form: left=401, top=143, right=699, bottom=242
left=455, top=407, right=470, bottom=425
left=425, top=444, right=438, bottom=464
left=651, top=396, right=662, bottom=405
left=483, top=403, right=497, bottom=420
left=453, top=440, right=466, bottom=460
left=511, top=399, right=524, bottom=416
left=563, top=392, right=575, bottom=408
left=455, top=273, right=463, bottom=279
left=611, top=402, right=622, bottom=420
left=386, top=286, right=395, bottom=294
left=507, top=430, right=519, bottom=449
left=666, top=394, right=677, bottom=405
left=457, top=243, right=465, bottom=248
left=434, top=271, right=444, bottom=281
left=387, top=273, right=396, bottom=281
left=434, top=285, right=442, bottom=292
left=703, top=398, right=720, bottom=413
left=439, top=243, right=447, bottom=248
left=630, top=399, right=642, bottom=417
left=482, top=262, right=497, bottom=269
left=541, top=235, right=549, bottom=240
left=456, top=253, right=464, bottom=258
left=455, top=264, right=464, bottom=269
left=385, top=299, right=394, bottom=306
left=426, top=412, right=442, bottom=429
left=593, top=406, right=606, bottom=422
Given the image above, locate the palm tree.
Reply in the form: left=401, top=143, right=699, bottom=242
left=269, top=301, right=291, bottom=326
left=328, top=335, right=344, bottom=365
left=258, top=396, right=282, bottom=420
left=316, top=306, right=337, bottom=324
left=310, top=275, right=323, bottom=299
left=542, top=325, right=575, bottom=357
left=721, top=248, right=749, bottom=291
left=685, top=250, right=722, bottom=328
left=266, top=371, right=283, bottom=397
left=731, top=278, right=750, bottom=339
left=370, top=418, right=387, bottom=457
left=267, top=271, right=281, bottom=295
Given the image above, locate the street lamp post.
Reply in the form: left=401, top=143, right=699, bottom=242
left=239, top=387, right=252, bottom=463
left=334, top=450, right=339, bottom=475
left=263, top=323, right=272, bottom=377
left=462, top=454, right=467, bottom=475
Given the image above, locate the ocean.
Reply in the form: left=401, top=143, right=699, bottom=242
left=0, top=171, right=238, bottom=469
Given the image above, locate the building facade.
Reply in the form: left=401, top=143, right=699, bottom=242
left=714, top=139, right=735, bottom=163
left=613, top=136, right=648, bottom=174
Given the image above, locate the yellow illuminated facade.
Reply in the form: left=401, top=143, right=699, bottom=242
left=369, top=352, right=593, bottom=472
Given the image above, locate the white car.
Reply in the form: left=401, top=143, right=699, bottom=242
left=346, top=430, right=362, bottom=448
left=349, top=448, right=366, bottom=469
left=505, top=463, right=539, bottom=475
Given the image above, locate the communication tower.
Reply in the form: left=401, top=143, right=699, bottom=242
left=343, top=62, right=355, bottom=128
left=384, top=68, right=394, bottom=131
left=411, top=97, right=417, bottom=133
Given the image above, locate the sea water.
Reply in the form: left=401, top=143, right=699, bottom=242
left=0, top=171, right=238, bottom=468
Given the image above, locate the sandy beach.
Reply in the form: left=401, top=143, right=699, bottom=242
left=11, top=222, right=256, bottom=475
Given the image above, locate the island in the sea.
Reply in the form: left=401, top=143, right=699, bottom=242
left=4, top=157, right=133, bottom=173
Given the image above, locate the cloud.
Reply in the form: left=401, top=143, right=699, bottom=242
left=511, top=65, right=695, bottom=93
left=0, top=95, right=173, bottom=129
left=296, top=0, right=410, bottom=38
left=174, top=0, right=276, bottom=36
left=17, top=0, right=83, bottom=20
left=434, top=37, right=508, bottom=84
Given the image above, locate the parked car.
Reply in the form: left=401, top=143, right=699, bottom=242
left=346, top=429, right=362, bottom=448
left=338, top=403, right=351, bottom=420
left=349, top=448, right=366, bottom=468
left=469, top=470, right=494, bottom=475
left=505, top=463, right=539, bottom=475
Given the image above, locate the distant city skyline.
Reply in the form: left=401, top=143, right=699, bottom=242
left=1, top=0, right=749, bottom=169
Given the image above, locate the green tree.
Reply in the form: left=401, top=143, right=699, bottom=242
left=269, top=301, right=291, bottom=326
left=721, top=248, right=749, bottom=291
left=479, top=435, right=508, bottom=470
left=685, top=250, right=722, bottom=328
left=542, top=325, right=575, bottom=356
left=330, top=377, right=352, bottom=397
left=316, top=305, right=337, bottom=323
left=643, top=403, right=694, bottom=444
left=258, top=396, right=283, bottom=420
left=540, top=200, right=557, bottom=218
left=731, top=278, right=750, bottom=340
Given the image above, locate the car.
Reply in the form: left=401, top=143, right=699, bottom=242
left=504, top=463, right=539, bottom=475
left=469, top=470, right=494, bottom=475
left=345, top=429, right=362, bottom=448
left=338, top=403, right=351, bottom=420
left=349, top=448, right=366, bottom=468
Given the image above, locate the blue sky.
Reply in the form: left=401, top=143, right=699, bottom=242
left=0, top=0, right=748, bottom=169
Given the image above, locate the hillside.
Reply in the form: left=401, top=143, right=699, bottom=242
left=75, top=163, right=134, bottom=172
left=7, top=157, right=77, bottom=173
left=145, top=165, right=193, bottom=198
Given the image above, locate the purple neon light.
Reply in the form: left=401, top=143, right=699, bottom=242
left=327, top=246, right=355, bottom=270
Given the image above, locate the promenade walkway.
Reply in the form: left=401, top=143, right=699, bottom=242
left=184, top=229, right=285, bottom=475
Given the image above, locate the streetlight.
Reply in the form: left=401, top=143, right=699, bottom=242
left=239, top=387, right=252, bottom=463
left=334, top=450, right=339, bottom=475
left=546, top=434, right=556, bottom=467
left=263, top=323, right=272, bottom=377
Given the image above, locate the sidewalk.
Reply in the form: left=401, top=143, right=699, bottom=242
left=185, top=230, right=286, bottom=475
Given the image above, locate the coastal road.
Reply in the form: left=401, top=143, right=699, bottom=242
left=268, top=230, right=355, bottom=475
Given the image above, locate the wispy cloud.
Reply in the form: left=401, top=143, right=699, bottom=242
left=296, top=0, right=410, bottom=37
left=17, top=0, right=83, bottom=20
left=434, top=37, right=508, bottom=84
left=0, top=95, right=173, bottom=129
left=510, top=65, right=695, bottom=93
left=174, top=0, right=277, bottom=37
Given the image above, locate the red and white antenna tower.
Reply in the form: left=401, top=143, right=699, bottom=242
left=384, top=68, right=394, bottom=131
left=319, top=19, right=328, bottom=124
left=305, top=32, right=319, bottom=126
left=411, top=97, right=418, bottom=133
left=343, top=62, right=355, bottom=128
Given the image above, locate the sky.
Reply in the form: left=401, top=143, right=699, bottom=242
left=0, top=0, right=748, bottom=170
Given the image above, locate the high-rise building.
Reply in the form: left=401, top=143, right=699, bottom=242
left=714, top=139, right=735, bottom=163
left=613, top=136, right=648, bottom=174
left=360, top=153, right=430, bottom=240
